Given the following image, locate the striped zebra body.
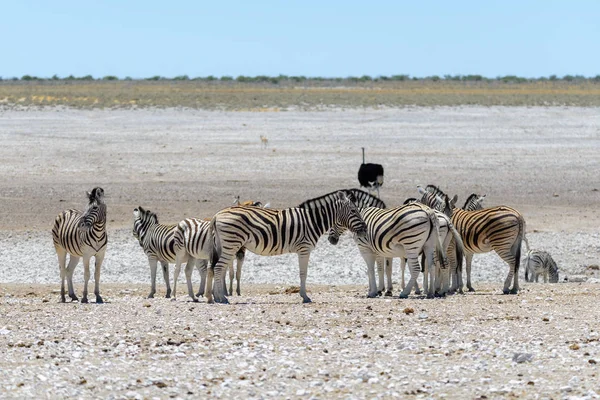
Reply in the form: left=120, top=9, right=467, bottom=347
left=172, top=218, right=212, bottom=302
left=207, top=191, right=367, bottom=304
left=132, top=207, right=187, bottom=299
left=52, top=187, right=107, bottom=303
left=331, top=203, right=447, bottom=298
left=524, top=250, right=559, bottom=283
left=419, top=185, right=529, bottom=294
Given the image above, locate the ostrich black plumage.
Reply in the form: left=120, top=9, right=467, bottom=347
left=357, top=147, right=384, bottom=197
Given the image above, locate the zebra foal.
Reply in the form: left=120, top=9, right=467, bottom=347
left=207, top=191, right=367, bottom=304
left=132, top=206, right=188, bottom=299
left=52, top=187, right=107, bottom=303
left=524, top=250, right=559, bottom=283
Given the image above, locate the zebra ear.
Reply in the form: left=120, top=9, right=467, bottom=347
left=477, top=195, right=486, bottom=204
left=233, top=196, right=240, bottom=205
left=417, top=185, right=426, bottom=195
left=450, top=195, right=458, bottom=207
left=263, top=202, right=271, bottom=208
left=133, top=208, right=141, bottom=218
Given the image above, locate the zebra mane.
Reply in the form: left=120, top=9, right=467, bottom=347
left=135, top=206, right=159, bottom=224
left=297, top=189, right=385, bottom=210
left=344, top=188, right=386, bottom=209
left=298, top=190, right=355, bottom=210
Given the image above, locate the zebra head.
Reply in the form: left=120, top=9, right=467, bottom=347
left=463, top=193, right=486, bottom=211
left=78, top=188, right=106, bottom=232
left=417, top=185, right=456, bottom=217
left=328, top=191, right=367, bottom=244
left=132, top=206, right=159, bottom=243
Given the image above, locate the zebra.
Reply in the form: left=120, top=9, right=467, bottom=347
left=462, top=193, right=486, bottom=211
left=52, top=187, right=107, bottom=303
left=132, top=206, right=188, bottom=299
left=524, top=249, right=559, bottom=283
left=206, top=191, right=368, bottom=304
left=418, top=185, right=530, bottom=294
left=329, top=202, right=448, bottom=299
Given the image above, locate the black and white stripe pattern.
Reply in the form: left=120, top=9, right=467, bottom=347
left=207, top=191, right=368, bottom=304
left=462, top=193, right=486, bottom=211
left=52, top=187, right=107, bottom=303
left=330, top=203, right=447, bottom=298
left=524, top=250, right=559, bottom=283
left=132, top=206, right=187, bottom=299
left=418, top=185, right=530, bottom=294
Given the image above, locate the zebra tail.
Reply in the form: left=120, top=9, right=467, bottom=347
left=209, top=216, right=222, bottom=269
left=524, top=251, right=531, bottom=282
left=428, top=210, right=448, bottom=270
left=521, top=215, right=530, bottom=252
left=449, top=222, right=464, bottom=273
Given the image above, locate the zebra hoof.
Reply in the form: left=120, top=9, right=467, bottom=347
left=377, top=290, right=383, bottom=297
left=509, top=288, right=519, bottom=295
left=384, top=291, right=393, bottom=297
left=434, top=292, right=446, bottom=298
left=147, top=294, right=155, bottom=299
left=69, top=295, right=79, bottom=302
left=170, top=297, right=177, bottom=302
left=367, top=293, right=378, bottom=299
left=468, top=287, right=476, bottom=292
left=207, top=299, right=215, bottom=304
left=414, top=290, right=422, bottom=295
left=302, top=297, right=312, bottom=304
left=95, top=297, right=104, bottom=304
left=502, top=289, right=510, bottom=295
left=426, top=294, right=435, bottom=299
left=81, top=297, right=89, bottom=304
left=398, top=293, right=409, bottom=299
left=165, top=294, right=171, bottom=299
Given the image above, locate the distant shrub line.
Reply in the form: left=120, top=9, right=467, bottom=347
left=3, top=74, right=600, bottom=84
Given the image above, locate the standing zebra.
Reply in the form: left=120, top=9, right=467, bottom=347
left=132, top=207, right=188, bottom=299
left=206, top=191, right=367, bottom=304
left=52, top=187, right=107, bottom=303
left=418, top=185, right=530, bottom=294
left=329, top=202, right=447, bottom=299
left=524, top=249, right=559, bottom=283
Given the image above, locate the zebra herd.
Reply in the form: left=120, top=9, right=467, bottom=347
left=52, top=185, right=558, bottom=304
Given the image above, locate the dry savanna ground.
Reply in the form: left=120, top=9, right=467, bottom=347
left=0, top=96, right=599, bottom=399
left=2, top=80, right=600, bottom=110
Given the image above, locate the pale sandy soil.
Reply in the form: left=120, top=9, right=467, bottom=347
left=0, top=107, right=599, bottom=399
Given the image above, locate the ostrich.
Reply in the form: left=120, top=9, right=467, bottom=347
left=358, top=147, right=384, bottom=197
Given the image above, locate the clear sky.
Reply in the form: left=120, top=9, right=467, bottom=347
left=1, top=0, right=598, bottom=79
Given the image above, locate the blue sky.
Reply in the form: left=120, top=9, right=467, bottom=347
left=1, top=0, right=598, bottom=79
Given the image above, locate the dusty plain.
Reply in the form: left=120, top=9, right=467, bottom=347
left=1, top=104, right=599, bottom=399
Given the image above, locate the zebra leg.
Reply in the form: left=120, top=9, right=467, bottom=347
left=400, top=258, right=406, bottom=290
left=360, top=251, right=378, bottom=298
left=205, top=265, right=215, bottom=304
left=161, top=261, right=171, bottom=298
left=399, top=256, right=420, bottom=299
left=196, top=260, right=207, bottom=298
left=172, top=259, right=182, bottom=300
left=228, top=262, right=234, bottom=296
left=148, top=257, right=158, bottom=298
left=81, top=255, right=92, bottom=303
left=213, top=258, right=230, bottom=304
left=235, top=252, right=245, bottom=296
left=184, top=257, right=199, bottom=302
left=56, top=248, right=68, bottom=303
left=376, top=257, right=384, bottom=296
left=384, top=258, right=393, bottom=296
left=465, top=254, right=475, bottom=292
left=66, top=254, right=80, bottom=302
left=298, top=253, right=313, bottom=303
left=93, top=251, right=105, bottom=303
